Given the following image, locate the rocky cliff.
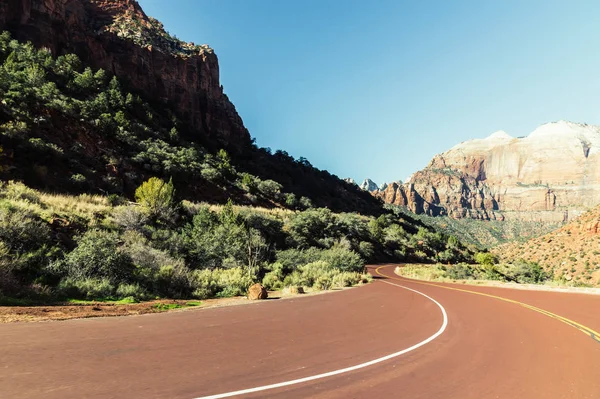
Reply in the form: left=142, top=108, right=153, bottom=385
left=374, top=121, right=600, bottom=221
left=0, top=0, right=250, bottom=149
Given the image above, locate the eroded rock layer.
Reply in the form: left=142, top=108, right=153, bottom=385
left=374, top=121, right=600, bottom=221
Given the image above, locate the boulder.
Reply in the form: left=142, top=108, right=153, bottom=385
left=247, top=283, right=268, bottom=300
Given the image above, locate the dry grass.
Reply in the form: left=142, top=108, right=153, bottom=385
left=395, top=264, right=449, bottom=282
left=1, top=182, right=111, bottom=224
left=182, top=200, right=295, bottom=219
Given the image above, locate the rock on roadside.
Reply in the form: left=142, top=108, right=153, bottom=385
left=248, top=283, right=268, bottom=300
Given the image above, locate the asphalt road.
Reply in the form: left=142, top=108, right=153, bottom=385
left=2, top=264, right=600, bottom=398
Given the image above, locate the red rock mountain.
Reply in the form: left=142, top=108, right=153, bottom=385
left=0, top=0, right=250, bottom=149
left=374, top=121, right=600, bottom=222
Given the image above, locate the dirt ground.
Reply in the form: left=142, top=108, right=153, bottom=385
left=0, top=289, right=330, bottom=323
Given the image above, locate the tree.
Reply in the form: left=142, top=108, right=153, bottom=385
left=135, top=177, right=175, bottom=218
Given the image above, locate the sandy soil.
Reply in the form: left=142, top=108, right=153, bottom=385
left=0, top=288, right=331, bottom=323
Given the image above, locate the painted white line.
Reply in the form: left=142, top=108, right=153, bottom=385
left=193, top=280, right=449, bottom=399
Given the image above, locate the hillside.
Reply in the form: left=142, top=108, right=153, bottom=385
left=371, top=121, right=600, bottom=221
left=0, top=0, right=381, bottom=215
left=0, top=180, right=472, bottom=302
left=388, top=205, right=561, bottom=250
left=493, top=205, right=600, bottom=285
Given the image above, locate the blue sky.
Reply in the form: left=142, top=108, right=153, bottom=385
left=138, top=0, right=600, bottom=184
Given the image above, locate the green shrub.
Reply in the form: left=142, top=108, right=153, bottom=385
left=115, top=283, right=148, bottom=300
left=445, top=263, right=474, bottom=280
left=257, top=179, right=282, bottom=198
left=284, top=193, right=297, bottom=208
left=182, top=205, right=253, bottom=269
left=0, top=206, right=50, bottom=253
left=331, top=271, right=363, bottom=288
left=276, top=246, right=363, bottom=273
left=134, top=177, right=175, bottom=218
left=282, top=271, right=307, bottom=288
left=192, top=267, right=254, bottom=299
left=262, top=262, right=284, bottom=290
left=475, top=252, right=498, bottom=266
left=154, top=264, right=194, bottom=299
left=57, top=277, right=115, bottom=300
left=2, top=181, right=41, bottom=203
left=506, top=260, right=547, bottom=284
left=287, top=208, right=337, bottom=248
left=298, top=260, right=335, bottom=288
left=358, top=241, right=374, bottom=260
left=320, top=246, right=364, bottom=272
left=60, top=229, right=133, bottom=283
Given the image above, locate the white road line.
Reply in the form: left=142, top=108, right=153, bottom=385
left=193, top=280, right=449, bottom=399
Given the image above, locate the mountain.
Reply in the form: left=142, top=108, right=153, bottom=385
left=492, top=204, right=600, bottom=285
left=375, top=121, right=600, bottom=221
left=0, top=0, right=249, bottom=150
left=0, top=0, right=381, bottom=214
left=360, top=179, right=379, bottom=192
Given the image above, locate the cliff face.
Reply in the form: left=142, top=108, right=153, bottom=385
left=0, top=0, right=250, bottom=149
left=375, top=121, right=600, bottom=221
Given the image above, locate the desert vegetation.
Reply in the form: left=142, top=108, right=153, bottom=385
left=494, top=205, right=600, bottom=286
left=0, top=179, right=473, bottom=304
left=388, top=205, right=562, bottom=249
left=396, top=253, right=548, bottom=285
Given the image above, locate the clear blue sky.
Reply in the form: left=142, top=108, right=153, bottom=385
left=138, top=0, right=600, bottom=184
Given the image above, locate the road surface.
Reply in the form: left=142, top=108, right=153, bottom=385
left=2, top=264, right=600, bottom=398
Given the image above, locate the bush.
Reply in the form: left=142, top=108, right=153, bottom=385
left=287, top=208, right=338, bottom=248
left=154, top=264, right=194, bottom=298
left=358, top=241, right=374, bottom=260
left=298, top=260, right=335, bottom=288
left=115, top=283, right=148, bottom=300
left=331, top=271, right=363, bottom=288
left=275, top=246, right=364, bottom=273
left=134, top=177, right=175, bottom=219
left=320, top=246, right=364, bottom=272
left=2, top=181, right=41, bottom=203
left=475, top=252, right=498, bottom=266
left=262, top=262, right=284, bottom=290
left=57, top=277, right=115, bottom=300
left=192, top=268, right=254, bottom=299
left=61, top=229, right=133, bottom=283
left=183, top=206, right=249, bottom=269
left=445, top=263, right=474, bottom=280
left=257, top=179, right=282, bottom=198
left=112, top=205, right=149, bottom=231
left=507, top=260, right=547, bottom=284
left=0, top=206, right=50, bottom=253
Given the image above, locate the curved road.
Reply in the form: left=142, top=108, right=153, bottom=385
left=2, top=264, right=600, bottom=398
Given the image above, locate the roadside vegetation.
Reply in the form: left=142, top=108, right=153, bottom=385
left=0, top=180, right=473, bottom=304
left=396, top=252, right=552, bottom=285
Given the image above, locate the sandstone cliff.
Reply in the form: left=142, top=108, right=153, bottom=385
left=0, top=0, right=250, bottom=149
left=374, top=121, right=600, bottom=221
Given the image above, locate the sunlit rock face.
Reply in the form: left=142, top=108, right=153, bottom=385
left=0, top=0, right=251, bottom=150
left=375, top=121, right=600, bottom=221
